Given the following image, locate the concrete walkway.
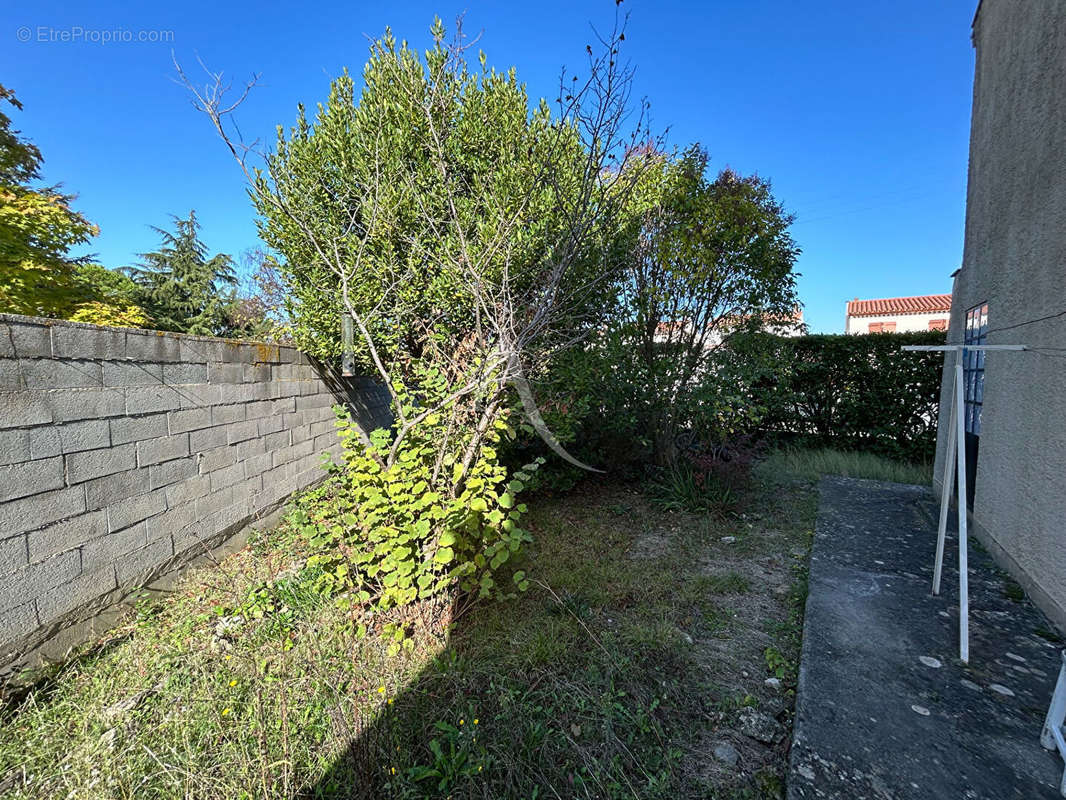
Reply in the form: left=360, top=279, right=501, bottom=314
left=788, top=476, right=1063, bottom=799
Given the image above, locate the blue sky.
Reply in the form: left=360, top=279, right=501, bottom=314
left=3, top=0, right=977, bottom=332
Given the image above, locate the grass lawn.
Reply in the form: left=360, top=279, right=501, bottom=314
left=0, top=454, right=834, bottom=799
left=759, top=448, right=931, bottom=486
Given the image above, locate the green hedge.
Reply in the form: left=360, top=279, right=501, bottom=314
left=721, top=330, right=947, bottom=463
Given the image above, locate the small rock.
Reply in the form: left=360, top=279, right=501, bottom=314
left=99, top=728, right=117, bottom=748
left=764, top=677, right=782, bottom=691
left=918, top=656, right=942, bottom=669
left=1005, top=652, right=1026, bottom=663
left=762, top=697, right=787, bottom=718
left=738, top=708, right=785, bottom=744
left=712, top=741, right=739, bottom=766
left=741, top=670, right=749, bottom=678
left=960, top=679, right=982, bottom=691
left=213, top=614, right=244, bottom=640
left=989, top=683, right=1015, bottom=696
left=570, top=723, right=582, bottom=738
left=681, top=632, right=694, bottom=645
left=720, top=536, right=737, bottom=544
left=911, top=704, right=931, bottom=716
left=103, top=688, right=153, bottom=720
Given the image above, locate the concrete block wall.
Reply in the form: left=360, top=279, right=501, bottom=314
left=0, top=313, right=391, bottom=660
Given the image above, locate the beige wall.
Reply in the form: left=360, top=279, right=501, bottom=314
left=933, top=0, right=1066, bottom=631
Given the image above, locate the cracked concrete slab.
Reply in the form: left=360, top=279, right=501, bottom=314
left=788, top=476, right=1063, bottom=799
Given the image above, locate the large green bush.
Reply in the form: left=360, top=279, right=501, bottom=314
left=200, top=16, right=646, bottom=619
left=719, top=330, right=946, bottom=462
left=253, top=22, right=614, bottom=370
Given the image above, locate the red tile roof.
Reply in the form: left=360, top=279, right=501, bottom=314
left=846, top=294, right=952, bottom=317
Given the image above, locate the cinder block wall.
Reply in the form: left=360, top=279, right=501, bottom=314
left=0, top=313, right=390, bottom=660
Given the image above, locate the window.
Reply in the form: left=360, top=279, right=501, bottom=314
left=868, top=322, right=883, bottom=333
left=928, top=318, right=948, bottom=331
left=963, top=303, right=989, bottom=434
left=883, top=321, right=897, bottom=332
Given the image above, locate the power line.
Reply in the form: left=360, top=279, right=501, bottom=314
left=792, top=190, right=939, bottom=226
left=986, top=309, right=1066, bottom=336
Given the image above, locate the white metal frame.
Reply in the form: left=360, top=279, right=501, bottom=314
left=1042, top=651, right=1066, bottom=796
left=902, top=344, right=1025, bottom=662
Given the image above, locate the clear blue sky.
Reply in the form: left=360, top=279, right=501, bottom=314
left=3, top=0, right=976, bottom=332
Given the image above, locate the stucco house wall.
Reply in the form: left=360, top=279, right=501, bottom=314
left=933, top=0, right=1066, bottom=631
left=844, top=310, right=949, bottom=334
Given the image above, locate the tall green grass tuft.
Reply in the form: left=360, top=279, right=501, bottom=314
left=649, top=462, right=738, bottom=513
left=756, top=447, right=932, bottom=486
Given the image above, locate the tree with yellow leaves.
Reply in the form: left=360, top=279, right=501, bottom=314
left=0, top=83, right=99, bottom=318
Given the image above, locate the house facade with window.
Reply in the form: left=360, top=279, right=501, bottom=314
left=932, top=0, right=1066, bottom=630
left=844, top=294, right=952, bottom=334
left=654, top=308, right=805, bottom=349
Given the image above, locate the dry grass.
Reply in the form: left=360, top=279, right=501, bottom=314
left=0, top=466, right=819, bottom=799
left=757, top=448, right=931, bottom=486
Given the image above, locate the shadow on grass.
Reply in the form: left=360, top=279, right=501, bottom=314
left=0, top=470, right=814, bottom=799
left=299, top=473, right=817, bottom=800
left=301, top=482, right=722, bottom=800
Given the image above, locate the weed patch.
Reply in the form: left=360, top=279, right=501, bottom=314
left=0, top=473, right=817, bottom=799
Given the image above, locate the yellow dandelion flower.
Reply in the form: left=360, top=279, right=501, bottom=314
left=378, top=686, right=386, bottom=694
left=229, top=680, right=238, bottom=687
left=478, top=765, right=483, bottom=772
left=474, top=719, right=479, bottom=725
left=390, top=767, right=396, bottom=775
left=388, top=698, right=394, bottom=705
left=459, top=719, right=464, bottom=725
left=221, top=708, right=231, bottom=716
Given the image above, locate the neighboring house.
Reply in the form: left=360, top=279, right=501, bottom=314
left=655, top=308, right=805, bottom=349
left=933, top=0, right=1066, bottom=630
left=844, top=295, right=952, bottom=334
left=756, top=307, right=806, bottom=338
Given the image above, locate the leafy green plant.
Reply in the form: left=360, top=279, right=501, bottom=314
left=407, top=717, right=488, bottom=792
left=764, top=646, right=789, bottom=681
left=292, top=400, right=540, bottom=648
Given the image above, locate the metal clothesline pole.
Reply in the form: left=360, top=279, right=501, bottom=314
left=933, top=354, right=958, bottom=595
left=953, top=357, right=970, bottom=662
left=901, top=343, right=1026, bottom=663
